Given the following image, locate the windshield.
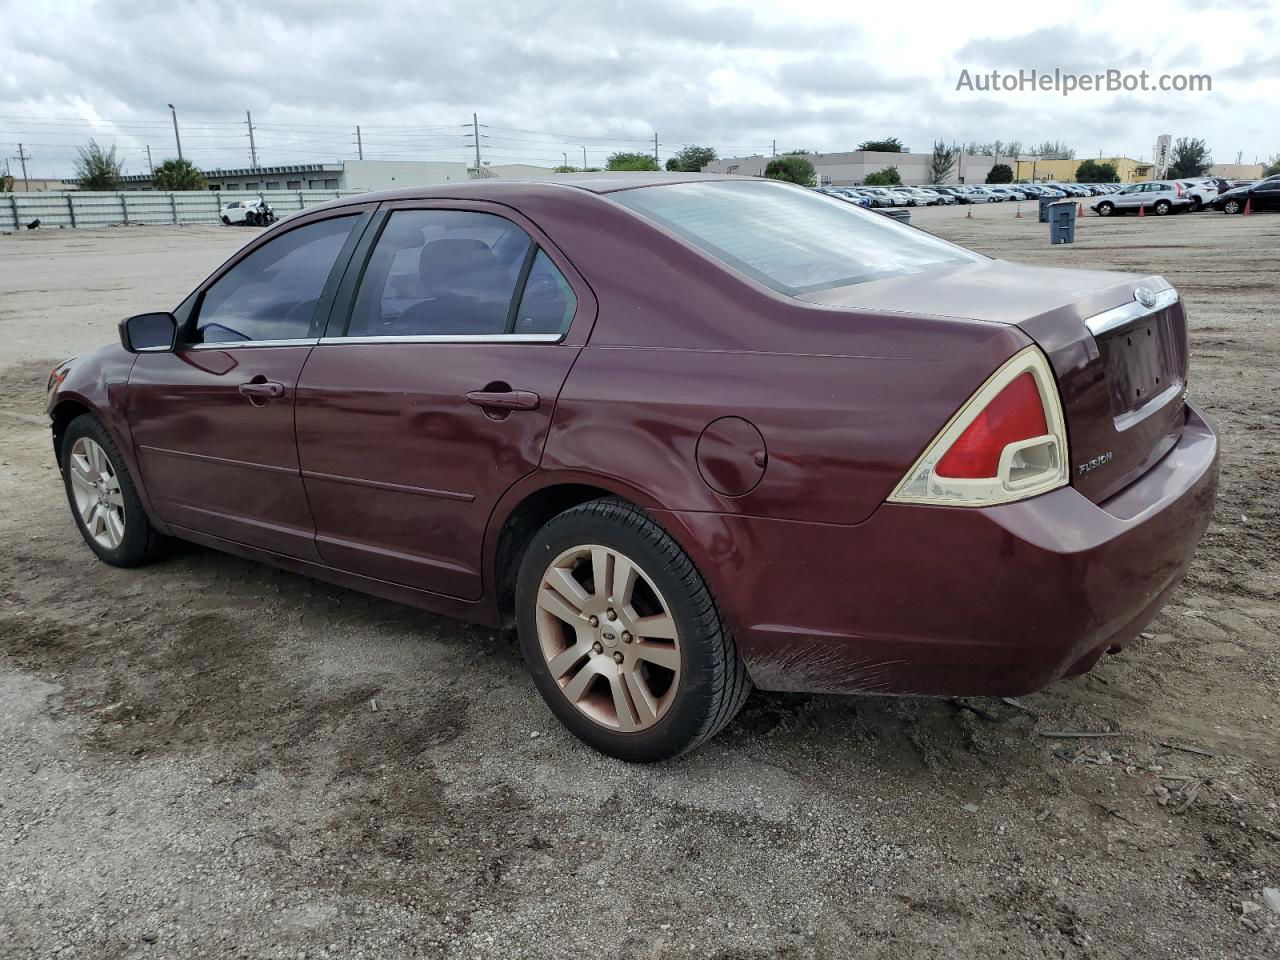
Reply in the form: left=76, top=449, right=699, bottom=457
left=610, top=179, right=984, bottom=296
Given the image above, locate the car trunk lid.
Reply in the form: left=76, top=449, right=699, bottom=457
left=800, top=260, right=1189, bottom=505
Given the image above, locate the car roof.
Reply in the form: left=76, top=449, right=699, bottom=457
left=289, top=172, right=761, bottom=218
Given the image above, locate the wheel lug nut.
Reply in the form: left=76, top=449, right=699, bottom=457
left=621, top=631, right=632, bottom=643
left=613, top=652, right=624, bottom=664
left=588, top=615, right=599, bottom=627
left=592, top=642, right=603, bottom=654
left=606, top=609, right=617, bottom=621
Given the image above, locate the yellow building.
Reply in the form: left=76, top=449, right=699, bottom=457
left=1014, top=156, right=1154, bottom=183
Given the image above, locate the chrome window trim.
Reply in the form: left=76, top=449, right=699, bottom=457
left=317, top=333, right=565, bottom=345
left=186, top=338, right=320, bottom=350
left=1085, top=287, right=1178, bottom=338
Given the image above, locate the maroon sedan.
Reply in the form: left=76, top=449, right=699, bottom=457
left=47, top=174, right=1218, bottom=761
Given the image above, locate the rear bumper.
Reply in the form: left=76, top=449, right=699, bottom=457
left=666, top=401, right=1219, bottom=697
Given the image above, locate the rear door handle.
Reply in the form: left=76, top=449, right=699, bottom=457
left=239, top=380, right=286, bottom=400
left=464, top=389, right=540, bottom=411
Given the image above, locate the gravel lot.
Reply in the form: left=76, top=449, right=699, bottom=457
left=2, top=206, right=1277, bottom=959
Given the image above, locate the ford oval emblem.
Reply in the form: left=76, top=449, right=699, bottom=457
left=1134, top=286, right=1158, bottom=308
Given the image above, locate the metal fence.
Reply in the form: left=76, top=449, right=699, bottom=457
left=0, top=189, right=364, bottom=231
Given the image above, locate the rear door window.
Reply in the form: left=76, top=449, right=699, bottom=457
left=345, top=210, right=571, bottom=338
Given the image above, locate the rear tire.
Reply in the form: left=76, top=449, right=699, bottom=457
left=1154, top=200, right=1172, bottom=216
left=1096, top=201, right=1114, bottom=217
left=60, top=414, right=166, bottom=568
left=515, top=498, right=751, bottom=762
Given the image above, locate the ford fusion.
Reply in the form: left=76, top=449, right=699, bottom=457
left=47, top=174, right=1219, bottom=762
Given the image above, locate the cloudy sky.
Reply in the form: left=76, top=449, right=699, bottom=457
left=2, top=0, right=1276, bottom=179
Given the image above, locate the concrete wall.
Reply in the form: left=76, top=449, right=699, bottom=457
left=0, top=189, right=359, bottom=232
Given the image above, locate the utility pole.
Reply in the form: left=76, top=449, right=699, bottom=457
left=146, top=145, right=154, bottom=177
left=562, top=152, right=568, bottom=168
left=772, top=139, right=776, bottom=156
left=654, top=132, right=659, bottom=164
left=167, top=104, right=183, bottom=161
left=472, top=113, right=482, bottom=173
left=17, top=143, right=30, bottom=191
left=356, top=126, right=364, bottom=161
left=246, top=111, right=259, bottom=172
left=582, top=146, right=587, bottom=169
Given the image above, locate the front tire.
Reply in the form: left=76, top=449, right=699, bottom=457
left=221, top=215, right=231, bottom=225
left=1223, top=198, right=1242, bottom=214
left=1096, top=201, right=1114, bottom=217
left=515, top=498, right=751, bottom=762
left=61, top=414, right=166, bottom=567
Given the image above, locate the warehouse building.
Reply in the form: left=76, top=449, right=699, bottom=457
left=119, top=159, right=473, bottom=192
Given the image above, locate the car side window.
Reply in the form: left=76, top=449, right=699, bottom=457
left=513, top=250, right=577, bottom=335
left=194, top=215, right=358, bottom=344
left=347, top=210, right=534, bottom=337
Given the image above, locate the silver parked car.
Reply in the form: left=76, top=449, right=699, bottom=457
left=1092, top=181, right=1193, bottom=217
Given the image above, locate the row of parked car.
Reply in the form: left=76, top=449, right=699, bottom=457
left=816, top=182, right=1120, bottom=209
left=819, top=173, right=1280, bottom=218
left=1089, top=175, right=1280, bottom=217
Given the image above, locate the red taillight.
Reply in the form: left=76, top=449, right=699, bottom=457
left=935, top=373, right=1048, bottom=478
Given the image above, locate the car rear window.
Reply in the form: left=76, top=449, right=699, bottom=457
left=610, top=180, right=983, bottom=295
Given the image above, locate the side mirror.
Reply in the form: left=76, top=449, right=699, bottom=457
left=119, top=312, right=178, bottom=353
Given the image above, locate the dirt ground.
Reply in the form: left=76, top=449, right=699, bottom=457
left=1, top=207, right=1277, bottom=960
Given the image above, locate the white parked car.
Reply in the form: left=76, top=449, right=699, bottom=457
left=1092, top=181, right=1193, bottom=217
left=220, top=196, right=277, bottom=227
left=1174, top=180, right=1216, bottom=212
left=963, top=186, right=999, bottom=202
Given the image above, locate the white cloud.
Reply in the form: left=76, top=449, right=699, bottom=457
left=1, top=0, right=1275, bottom=179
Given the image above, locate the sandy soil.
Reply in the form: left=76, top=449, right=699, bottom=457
left=1, top=208, right=1277, bottom=959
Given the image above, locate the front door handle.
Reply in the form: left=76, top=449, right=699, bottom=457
left=465, top=389, right=540, bottom=412
left=239, top=380, right=286, bottom=400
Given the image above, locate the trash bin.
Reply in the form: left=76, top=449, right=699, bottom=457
left=1038, top=195, right=1057, bottom=223
left=1049, top=200, right=1076, bottom=244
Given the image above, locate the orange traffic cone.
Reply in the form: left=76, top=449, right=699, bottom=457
left=1138, top=204, right=1145, bottom=218
left=1244, top=198, right=1253, bottom=216
left=1077, top=202, right=1084, bottom=218
left=1015, top=204, right=1022, bottom=218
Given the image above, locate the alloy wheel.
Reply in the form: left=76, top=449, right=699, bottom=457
left=534, top=544, right=681, bottom=732
left=68, top=437, right=125, bottom=550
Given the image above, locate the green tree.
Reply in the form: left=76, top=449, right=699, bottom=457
left=1031, top=140, right=1075, bottom=160
left=929, top=141, right=956, bottom=183
left=763, top=154, right=816, bottom=186
left=0, top=171, right=12, bottom=192
left=75, top=139, right=123, bottom=190
left=664, top=145, right=717, bottom=172
left=152, top=157, right=206, bottom=191
left=1264, top=154, right=1280, bottom=178
left=863, top=166, right=901, bottom=186
left=782, top=149, right=811, bottom=156
left=858, top=138, right=904, bottom=153
left=986, top=163, right=1013, bottom=184
left=1075, top=159, right=1119, bottom=182
left=1167, top=137, right=1212, bottom=179
left=605, top=152, right=660, bottom=172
